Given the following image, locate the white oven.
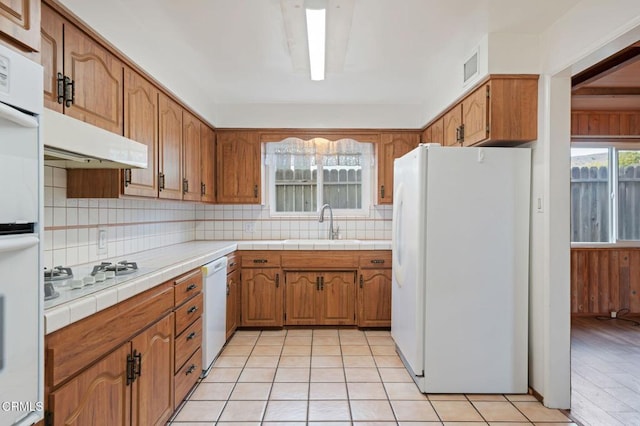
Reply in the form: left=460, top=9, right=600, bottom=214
left=0, top=44, right=44, bottom=426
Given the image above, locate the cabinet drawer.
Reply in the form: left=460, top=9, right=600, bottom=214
left=175, top=317, right=202, bottom=373
left=175, top=269, right=203, bottom=307
left=175, top=292, right=203, bottom=335
left=227, top=253, right=239, bottom=273
left=359, top=252, right=392, bottom=268
left=174, top=347, right=202, bottom=408
left=241, top=252, right=281, bottom=268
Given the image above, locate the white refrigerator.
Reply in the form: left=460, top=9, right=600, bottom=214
left=391, top=144, right=531, bottom=394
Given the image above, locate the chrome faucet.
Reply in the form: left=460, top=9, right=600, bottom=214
left=318, top=203, right=337, bottom=240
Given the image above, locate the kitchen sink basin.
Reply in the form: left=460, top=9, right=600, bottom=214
left=283, top=239, right=361, bottom=244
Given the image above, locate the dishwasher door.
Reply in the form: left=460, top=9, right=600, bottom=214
left=201, top=256, right=228, bottom=377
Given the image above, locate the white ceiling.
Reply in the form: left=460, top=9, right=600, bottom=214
left=58, top=0, right=581, bottom=127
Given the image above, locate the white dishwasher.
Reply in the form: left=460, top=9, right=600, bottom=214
left=201, top=256, right=227, bottom=377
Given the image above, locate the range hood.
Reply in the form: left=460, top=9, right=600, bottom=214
left=43, top=109, right=148, bottom=169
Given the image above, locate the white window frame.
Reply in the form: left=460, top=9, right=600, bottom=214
left=265, top=140, right=373, bottom=218
left=571, top=142, right=640, bottom=247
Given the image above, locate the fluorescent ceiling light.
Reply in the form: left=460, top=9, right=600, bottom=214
left=305, top=6, right=326, bottom=81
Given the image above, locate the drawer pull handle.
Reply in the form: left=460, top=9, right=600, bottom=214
left=187, top=332, right=197, bottom=341
left=359, top=274, right=364, bottom=288
left=370, top=259, right=385, bottom=264
left=229, top=262, right=237, bottom=267
left=187, top=306, right=198, bottom=314
left=186, top=283, right=197, bottom=291
left=276, top=273, right=280, bottom=288
left=186, top=364, right=196, bottom=375
left=253, top=259, right=268, bottom=264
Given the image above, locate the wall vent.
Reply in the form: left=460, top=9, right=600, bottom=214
left=463, top=50, right=479, bottom=85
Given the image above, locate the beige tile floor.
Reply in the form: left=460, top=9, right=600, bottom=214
left=169, top=329, right=575, bottom=425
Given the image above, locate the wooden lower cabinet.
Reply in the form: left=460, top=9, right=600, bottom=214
left=49, top=344, right=131, bottom=426
left=226, top=266, right=240, bottom=339
left=45, top=268, right=207, bottom=425
left=241, top=267, right=283, bottom=327
left=358, top=269, right=392, bottom=327
left=131, top=315, right=174, bottom=426
left=48, top=314, right=173, bottom=426
left=284, top=271, right=356, bottom=326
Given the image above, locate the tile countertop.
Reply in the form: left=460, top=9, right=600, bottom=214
left=44, top=239, right=392, bottom=334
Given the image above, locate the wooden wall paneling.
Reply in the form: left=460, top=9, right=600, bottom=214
left=578, top=250, right=588, bottom=313
left=630, top=250, right=640, bottom=312
left=41, top=3, right=64, bottom=112
left=620, top=251, right=630, bottom=310
left=599, top=250, right=610, bottom=313
left=588, top=250, right=599, bottom=312
left=570, top=250, right=578, bottom=312
left=609, top=251, right=620, bottom=312
left=421, top=127, right=431, bottom=143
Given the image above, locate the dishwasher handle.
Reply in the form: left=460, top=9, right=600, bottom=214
left=202, top=256, right=228, bottom=276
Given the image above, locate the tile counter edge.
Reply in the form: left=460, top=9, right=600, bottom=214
left=44, top=241, right=238, bottom=334
left=44, top=239, right=392, bottom=334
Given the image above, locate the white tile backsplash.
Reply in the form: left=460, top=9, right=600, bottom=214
left=44, top=165, right=392, bottom=267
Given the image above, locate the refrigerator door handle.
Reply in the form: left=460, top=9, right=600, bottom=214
left=392, top=183, right=405, bottom=287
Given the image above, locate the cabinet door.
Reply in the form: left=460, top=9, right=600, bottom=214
left=123, top=67, right=159, bottom=197
left=461, top=84, right=489, bottom=146
left=0, top=0, right=40, bottom=52
left=284, top=272, right=320, bottom=325
left=158, top=93, right=183, bottom=200
left=63, top=24, right=124, bottom=134
left=131, top=314, right=174, bottom=426
left=201, top=124, right=216, bottom=203
left=319, top=271, right=356, bottom=325
left=241, top=268, right=283, bottom=327
left=41, top=3, right=64, bottom=112
left=443, top=104, right=462, bottom=146
left=430, top=117, right=444, bottom=145
left=182, top=111, right=201, bottom=201
left=377, top=132, right=420, bottom=204
left=226, top=268, right=239, bottom=340
left=216, top=131, right=261, bottom=204
left=421, top=127, right=431, bottom=143
left=49, top=344, right=131, bottom=426
left=358, top=269, right=392, bottom=327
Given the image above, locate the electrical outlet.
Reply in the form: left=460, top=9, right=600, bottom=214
left=610, top=311, right=617, bottom=318
left=244, top=222, right=255, bottom=233
left=97, top=228, right=107, bottom=255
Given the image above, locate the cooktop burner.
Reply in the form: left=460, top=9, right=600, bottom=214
left=91, top=260, right=138, bottom=276
left=44, top=266, right=73, bottom=282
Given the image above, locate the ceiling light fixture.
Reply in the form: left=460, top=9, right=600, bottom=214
left=305, top=0, right=326, bottom=81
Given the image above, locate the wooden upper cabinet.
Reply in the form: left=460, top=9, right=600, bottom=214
left=63, top=23, right=123, bottom=135
left=482, top=76, right=538, bottom=143
left=158, top=93, right=183, bottom=200
left=216, top=131, right=261, bottom=204
left=41, top=5, right=124, bottom=134
left=422, top=117, right=444, bottom=145
left=123, top=67, right=159, bottom=197
left=200, top=124, right=216, bottom=203
left=431, top=117, right=444, bottom=145
left=461, top=84, right=489, bottom=146
left=0, top=0, right=40, bottom=52
left=443, top=104, right=462, bottom=146
left=182, top=111, right=201, bottom=201
left=377, top=132, right=420, bottom=204
left=41, top=2, right=63, bottom=112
